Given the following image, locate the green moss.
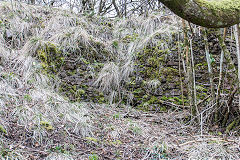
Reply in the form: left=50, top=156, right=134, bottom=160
left=161, top=96, right=168, bottom=101
left=93, top=62, right=104, bottom=70
left=67, top=70, right=76, bottom=76
left=112, top=40, right=119, bottom=48
left=24, top=94, right=32, bottom=102
left=136, top=96, right=161, bottom=111
left=197, top=0, right=240, bottom=14
left=46, top=42, right=58, bottom=54
left=195, top=63, right=207, bottom=70
left=160, top=96, right=186, bottom=105
left=172, top=97, right=183, bottom=105
left=143, top=95, right=149, bottom=99
left=148, top=96, right=159, bottom=104
left=147, top=57, right=160, bottom=68
left=133, top=89, right=141, bottom=94
left=133, top=43, right=186, bottom=110
left=133, top=88, right=144, bottom=98
left=77, top=89, right=85, bottom=95
left=161, top=67, right=178, bottom=75
left=128, top=80, right=136, bottom=86
left=196, top=85, right=208, bottom=100
left=160, top=106, right=167, bottom=112
left=40, top=121, right=54, bottom=131
left=162, top=0, right=240, bottom=27
left=81, top=58, right=90, bottom=65
left=89, top=154, right=99, bottom=160
left=136, top=103, right=150, bottom=111
left=0, top=20, right=3, bottom=28
left=226, top=120, right=236, bottom=133
left=196, top=85, right=208, bottom=92
left=37, top=49, right=47, bottom=62
left=99, top=92, right=104, bottom=97
left=45, top=125, right=54, bottom=130
left=70, top=89, right=75, bottom=94
left=0, top=125, right=7, bottom=134
left=72, top=85, right=77, bottom=91
left=122, top=33, right=138, bottom=43
left=113, top=113, right=120, bottom=119
left=136, top=45, right=172, bottom=80
left=59, top=113, right=64, bottom=118
left=37, top=42, right=64, bottom=75
left=65, top=32, right=72, bottom=37
left=110, top=140, right=122, bottom=146
left=99, top=97, right=105, bottom=103
left=86, top=137, right=98, bottom=143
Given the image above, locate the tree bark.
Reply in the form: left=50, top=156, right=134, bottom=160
left=160, top=0, right=240, bottom=28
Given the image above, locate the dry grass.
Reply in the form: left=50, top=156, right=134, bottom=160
left=0, top=1, right=239, bottom=159
left=95, top=13, right=181, bottom=103
left=147, top=79, right=161, bottom=89
left=0, top=2, right=93, bottom=159
left=94, top=62, right=120, bottom=93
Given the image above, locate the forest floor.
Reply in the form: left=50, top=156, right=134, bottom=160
left=2, top=101, right=240, bottom=159
left=84, top=104, right=240, bottom=159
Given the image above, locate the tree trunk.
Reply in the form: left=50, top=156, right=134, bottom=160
left=160, top=0, right=240, bottom=28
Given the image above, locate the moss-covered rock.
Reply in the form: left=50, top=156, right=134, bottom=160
left=35, top=38, right=111, bottom=104
left=37, top=42, right=64, bottom=75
